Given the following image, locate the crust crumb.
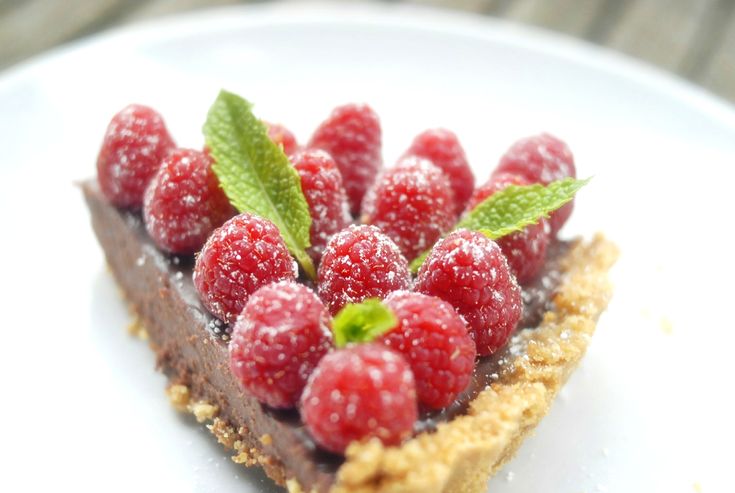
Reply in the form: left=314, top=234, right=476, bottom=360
left=285, top=478, right=317, bottom=493
left=229, top=437, right=259, bottom=466
left=232, top=450, right=253, bottom=465
left=126, top=318, right=149, bottom=340
left=257, top=453, right=274, bottom=466
left=166, top=384, right=190, bottom=411
left=166, top=385, right=219, bottom=423
left=189, top=401, right=219, bottom=423
left=161, top=386, right=280, bottom=475
left=208, top=418, right=237, bottom=448
left=286, top=478, right=303, bottom=493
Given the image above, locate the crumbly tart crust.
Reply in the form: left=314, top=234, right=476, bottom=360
left=86, top=180, right=616, bottom=493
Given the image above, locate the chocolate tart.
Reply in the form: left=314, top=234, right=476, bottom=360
left=83, top=180, right=617, bottom=493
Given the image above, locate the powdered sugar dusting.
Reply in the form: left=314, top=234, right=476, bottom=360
left=193, top=213, right=298, bottom=323
left=362, top=157, right=457, bottom=261
left=494, top=133, right=576, bottom=234
left=416, top=229, right=522, bottom=356
left=292, top=149, right=352, bottom=263
left=229, top=280, right=332, bottom=408
left=143, top=148, right=234, bottom=254
left=96, top=104, right=175, bottom=208
left=300, top=343, right=417, bottom=454
left=308, top=103, right=382, bottom=215
left=402, top=128, right=475, bottom=214
left=318, top=224, right=411, bottom=315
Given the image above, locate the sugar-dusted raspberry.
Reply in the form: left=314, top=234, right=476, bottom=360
left=467, top=172, right=550, bottom=284
left=291, top=149, right=352, bottom=263
left=264, top=121, right=299, bottom=156
left=143, top=148, right=234, bottom=254
left=362, top=157, right=457, bottom=261
left=380, top=291, right=476, bottom=409
left=402, top=128, right=474, bottom=214
left=97, top=104, right=175, bottom=208
left=300, top=343, right=417, bottom=454
left=229, top=281, right=333, bottom=409
left=318, top=225, right=411, bottom=315
left=194, top=214, right=297, bottom=323
left=494, top=133, right=576, bottom=234
left=416, top=229, right=521, bottom=356
left=308, top=104, right=382, bottom=216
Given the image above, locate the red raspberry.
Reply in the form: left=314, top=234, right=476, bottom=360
left=143, top=148, right=234, bottom=254
left=380, top=291, right=476, bottom=409
left=291, top=150, right=352, bottom=263
left=300, top=343, right=417, bottom=454
left=402, top=128, right=474, bottom=214
left=308, top=104, right=382, bottom=216
left=493, top=134, right=576, bottom=234
left=318, top=225, right=411, bottom=315
left=264, top=121, right=299, bottom=156
left=415, top=229, right=521, bottom=356
left=97, top=104, right=175, bottom=208
left=193, top=214, right=297, bottom=323
left=467, top=172, right=550, bottom=284
left=229, top=281, right=333, bottom=409
left=362, top=157, right=457, bottom=261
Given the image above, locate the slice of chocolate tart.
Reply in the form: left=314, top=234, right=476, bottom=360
left=83, top=180, right=617, bottom=493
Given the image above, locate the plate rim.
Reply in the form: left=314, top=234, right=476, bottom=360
left=1, top=1, right=734, bottom=134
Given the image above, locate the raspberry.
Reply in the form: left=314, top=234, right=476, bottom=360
left=264, top=121, right=299, bottom=156
left=380, top=291, right=476, bottom=409
left=291, top=150, right=352, bottom=263
left=318, top=225, right=411, bottom=315
left=467, top=172, right=550, bottom=284
left=493, top=134, right=576, bottom=234
left=496, top=220, right=549, bottom=285
left=143, top=148, right=234, bottom=254
left=361, top=157, right=457, bottom=261
left=308, top=104, right=382, bottom=216
left=402, top=128, right=474, bottom=214
left=193, top=214, right=297, bottom=323
left=415, top=229, right=521, bottom=356
left=229, top=281, right=333, bottom=409
left=300, top=343, right=417, bottom=454
left=97, top=104, right=175, bottom=208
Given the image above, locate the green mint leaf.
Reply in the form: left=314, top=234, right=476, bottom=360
left=332, top=299, right=398, bottom=348
left=409, top=251, right=430, bottom=273
left=203, top=90, right=316, bottom=280
left=409, top=177, right=589, bottom=272
left=456, top=177, right=589, bottom=237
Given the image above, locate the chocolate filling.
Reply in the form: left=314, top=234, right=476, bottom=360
left=83, top=181, right=568, bottom=492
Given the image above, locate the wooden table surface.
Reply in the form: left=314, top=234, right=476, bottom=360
left=1, top=0, right=733, bottom=103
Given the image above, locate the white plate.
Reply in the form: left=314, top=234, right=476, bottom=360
left=1, top=3, right=734, bottom=492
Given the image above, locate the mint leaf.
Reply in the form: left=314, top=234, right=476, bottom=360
left=332, top=299, right=398, bottom=348
left=457, top=177, right=589, bottom=237
left=410, top=177, right=589, bottom=272
left=204, top=90, right=316, bottom=280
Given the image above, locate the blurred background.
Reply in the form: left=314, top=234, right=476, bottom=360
left=1, top=0, right=733, bottom=103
